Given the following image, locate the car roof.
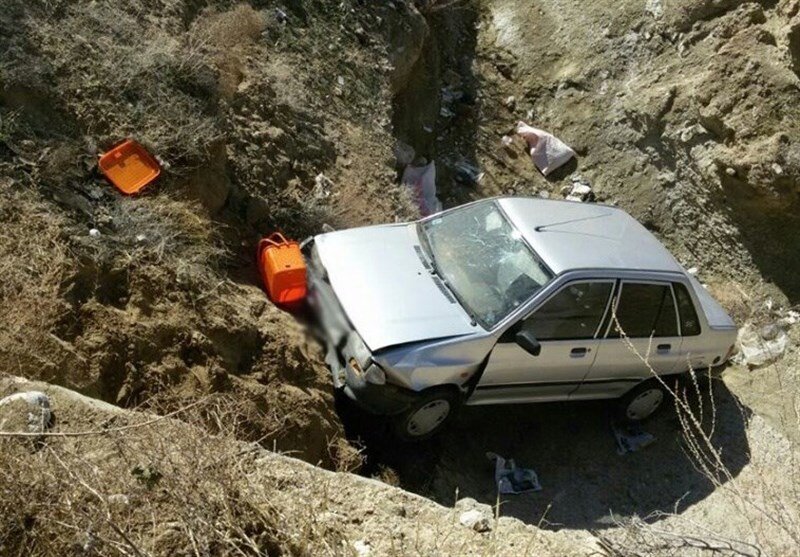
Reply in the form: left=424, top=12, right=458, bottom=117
left=496, top=197, right=684, bottom=276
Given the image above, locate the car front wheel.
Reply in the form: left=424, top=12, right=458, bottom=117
left=393, top=388, right=460, bottom=442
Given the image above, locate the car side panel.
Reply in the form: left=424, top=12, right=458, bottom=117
left=466, top=338, right=601, bottom=405
left=571, top=335, right=684, bottom=399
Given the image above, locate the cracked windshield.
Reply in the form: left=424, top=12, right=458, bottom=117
left=419, top=201, right=552, bottom=328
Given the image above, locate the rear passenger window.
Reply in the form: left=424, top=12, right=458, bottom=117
left=609, top=283, right=678, bottom=338
left=526, top=282, right=613, bottom=340
left=673, top=282, right=701, bottom=336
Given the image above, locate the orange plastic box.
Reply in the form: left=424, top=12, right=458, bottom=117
left=98, top=139, right=161, bottom=195
left=257, top=232, right=307, bottom=305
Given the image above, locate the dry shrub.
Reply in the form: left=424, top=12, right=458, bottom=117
left=599, top=316, right=800, bottom=556
left=0, top=402, right=309, bottom=556
left=9, top=0, right=225, bottom=167
left=189, top=4, right=266, bottom=99
left=0, top=187, right=71, bottom=376
left=102, top=193, right=227, bottom=273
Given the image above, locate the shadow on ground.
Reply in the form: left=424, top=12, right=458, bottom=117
left=336, top=380, right=751, bottom=531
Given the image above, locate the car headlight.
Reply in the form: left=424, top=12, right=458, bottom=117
left=364, top=363, right=386, bottom=385
left=346, top=331, right=373, bottom=369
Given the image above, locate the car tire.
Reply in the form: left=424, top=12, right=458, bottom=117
left=616, top=379, right=670, bottom=423
left=393, top=388, right=460, bottom=442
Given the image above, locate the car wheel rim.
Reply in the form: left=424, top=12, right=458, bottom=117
left=626, top=388, right=664, bottom=421
left=407, top=399, right=451, bottom=437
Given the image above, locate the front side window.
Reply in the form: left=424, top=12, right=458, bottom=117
left=418, top=201, right=553, bottom=328
left=609, top=282, right=678, bottom=338
left=524, top=282, right=613, bottom=340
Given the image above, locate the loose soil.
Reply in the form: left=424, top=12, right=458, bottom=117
left=2, top=0, right=800, bottom=554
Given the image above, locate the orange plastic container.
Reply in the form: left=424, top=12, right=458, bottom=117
left=257, top=232, right=307, bottom=305
left=98, top=139, right=161, bottom=195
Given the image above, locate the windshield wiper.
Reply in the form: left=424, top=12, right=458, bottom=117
left=416, top=224, right=479, bottom=327
left=416, top=224, right=439, bottom=275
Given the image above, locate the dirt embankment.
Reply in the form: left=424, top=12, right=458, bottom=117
left=2, top=0, right=800, bottom=555
left=0, top=0, right=423, bottom=468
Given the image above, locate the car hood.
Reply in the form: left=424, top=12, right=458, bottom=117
left=314, top=223, right=477, bottom=350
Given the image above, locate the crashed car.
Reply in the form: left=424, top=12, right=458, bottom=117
left=302, top=197, right=737, bottom=440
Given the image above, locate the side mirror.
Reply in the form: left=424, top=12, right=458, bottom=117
left=515, top=329, right=541, bottom=356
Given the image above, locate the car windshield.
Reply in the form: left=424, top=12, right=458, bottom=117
left=418, top=201, right=553, bottom=329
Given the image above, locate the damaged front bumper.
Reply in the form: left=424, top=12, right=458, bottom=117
left=303, top=239, right=419, bottom=415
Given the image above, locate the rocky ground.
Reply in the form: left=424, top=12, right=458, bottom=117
left=1, top=0, right=800, bottom=555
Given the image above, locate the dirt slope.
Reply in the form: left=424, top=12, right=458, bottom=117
left=1, top=0, right=800, bottom=555
left=1, top=375, right=589, bottom=556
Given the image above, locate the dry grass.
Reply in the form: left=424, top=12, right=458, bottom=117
left=597, top=315, right=800, bottom=556
left=4, top=0, right=224, bottom=166
left=0, top=187, right=71, bottom=377
left=0, top=398, right=312, bottom=556
left=188, top=4, right=266, bottom=100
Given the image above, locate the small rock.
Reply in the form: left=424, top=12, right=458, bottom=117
left=393, top=141, right=415, bottom=167
left=89, top=228, right=101, bottom=237
left=760, top=323, right=781, bottom=341
left=571, top=183, right=592, bottom=197
left=657, top=171, right=676, bottom=187
left=459, top=509, right=492, bottom=533
left=0, top=391, right=52, bottom=433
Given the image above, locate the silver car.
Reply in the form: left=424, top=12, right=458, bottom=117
left=303, top=197, right=737, bottom=440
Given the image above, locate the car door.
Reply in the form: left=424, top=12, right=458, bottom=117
left=468, top=280, right=614, bottom=405
left=573, top=280, right=684, bottom=400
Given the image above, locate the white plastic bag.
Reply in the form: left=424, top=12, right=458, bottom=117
left=401, top=161, right=441, bottom=216
left=737, top=324, right=788, bottom=366
left=516, top=121, right=576, bottom=176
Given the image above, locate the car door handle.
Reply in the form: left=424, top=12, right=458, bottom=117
left=570, top=347, right=589, bottom=357
left=657, top=343, right=671, bottom=352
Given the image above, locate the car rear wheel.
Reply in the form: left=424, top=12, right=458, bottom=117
left=617, top=379, right=669, bottom=423
left=394, top=388, right=459, bottom=442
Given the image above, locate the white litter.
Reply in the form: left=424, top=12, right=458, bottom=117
left=459, top=509, right=492, bottom=533
left=612, top=421, right=655, bottom=455
left=515, top=121, right=576, bottom=176
left=401, top=161, right=441, bottom=216
left=487, top=452, right=541, bottom=494
left=89, top=228, right=101, bottom=237
left=736, top=323, right=788, bottom=366
left=353, top=540, right=371, bottom=556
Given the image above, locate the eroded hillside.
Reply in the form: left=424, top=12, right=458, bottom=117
left=2, top=0, right=800, bottom=555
